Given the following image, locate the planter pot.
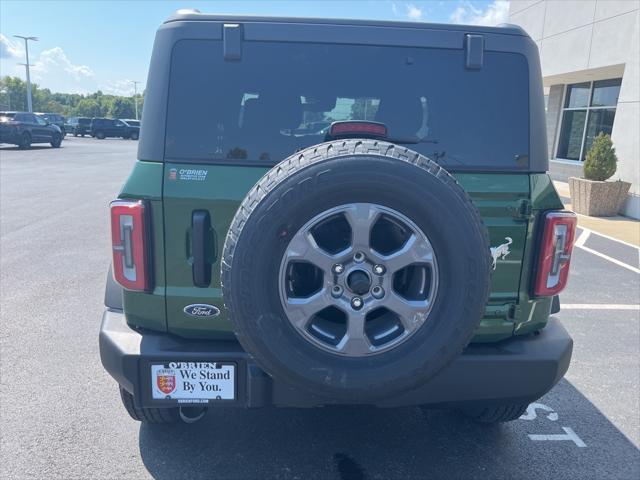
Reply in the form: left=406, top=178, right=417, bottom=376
left=568, top=177, right=631, bottom=217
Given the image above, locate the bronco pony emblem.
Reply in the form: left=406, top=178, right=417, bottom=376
left=490, top=237, right=513, bottom=270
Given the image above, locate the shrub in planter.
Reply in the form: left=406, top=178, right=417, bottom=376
left=584, top=133, right=617, bottom=181
left=569, top=133, right=631, bottom=216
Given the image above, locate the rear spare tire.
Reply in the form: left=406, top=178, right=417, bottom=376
left=221, top=140, right=491, bottom=402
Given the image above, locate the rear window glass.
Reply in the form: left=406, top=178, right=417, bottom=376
left=166, top=40, right=529, bottom=170
left=0, top=113, right=16, bottom=122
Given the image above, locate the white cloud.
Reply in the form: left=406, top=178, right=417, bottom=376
left=0, top=33, right=24, bottom=59
left=31, top=47, right=94, bottom=81
left=1, top=40, right=142, bottom=96
left=390, top=2, right=425, bottom=21
left=450, top=0, right=509, bottom=26
left=0, top=46, right=95, bottom=94
left=100, top=79, right=138, bottom=96
left=406, top=4, right=424, bottom=21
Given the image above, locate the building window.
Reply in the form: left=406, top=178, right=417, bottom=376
left=556, top=78, right=621, bottom=161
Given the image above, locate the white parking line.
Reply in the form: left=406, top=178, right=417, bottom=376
left=575, top=244, right=640, bottom=274
left=562, top=304, right=640, bottom=310
left=578, top=227, right=639, bottom=250
left=574, top=228, right=591, bottom=248
left=528, top=427, right=587, bottom=447
left=573, top=229, right=640, bottom=274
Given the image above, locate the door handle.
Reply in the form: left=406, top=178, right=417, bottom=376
left=191, top=210, right=212, bottom=287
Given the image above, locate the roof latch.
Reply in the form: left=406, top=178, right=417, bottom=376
left=465, top=34, right=484, bottom=69
left=224, top=23, right=243, bottom=61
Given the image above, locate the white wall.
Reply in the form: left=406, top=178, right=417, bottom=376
left=509, top=0, right=640, bottom=218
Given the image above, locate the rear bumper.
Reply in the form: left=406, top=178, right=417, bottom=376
left=100, top=309, right=572, bottom=409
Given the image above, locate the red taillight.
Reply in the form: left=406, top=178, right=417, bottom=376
left=328, top=121, right=387, bottom=138
left=534, top=211, right=577, bottom=296
left=110, top=200, right=151, bottom=292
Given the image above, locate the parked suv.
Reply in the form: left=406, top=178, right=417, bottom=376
left=121, top=118, right=140, bottom=128
left=36, top=112, right=67, bottom=136
left=100, top=13, right=577, bottom=425
left=91, top=117, right=140, bottom=140
left=0, top=111, right=63, bottom=149
left=67, top=117, right=92, bottom=136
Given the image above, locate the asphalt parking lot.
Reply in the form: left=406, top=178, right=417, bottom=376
left=1, top=137, right=639, bottom=480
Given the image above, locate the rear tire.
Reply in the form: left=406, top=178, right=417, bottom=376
left=119, top=386, right=179, bottom=423
left=130, top=130, right=139, bottom=140
left=95, top=131, right=106, bottom=139
left=459, top=403, right=529, bottom=423
left=18, top=132, right=31, bottom=150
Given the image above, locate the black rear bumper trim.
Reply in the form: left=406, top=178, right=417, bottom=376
left=99, top=309, right=572, bottom=408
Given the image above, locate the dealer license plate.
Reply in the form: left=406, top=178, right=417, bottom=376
left=150, top=362, right=235, bottom=402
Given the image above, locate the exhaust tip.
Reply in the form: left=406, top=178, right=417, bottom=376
left=179, top=406, right=207, bottom=424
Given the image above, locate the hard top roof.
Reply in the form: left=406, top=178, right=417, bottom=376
left=164, top=11, right=526, bottom=37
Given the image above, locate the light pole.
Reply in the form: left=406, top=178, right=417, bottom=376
left=131, top=80, right=140, bottom=120
left=0, top=87, right=9, bottom=110
left=14, top=35, right=38, bottom=112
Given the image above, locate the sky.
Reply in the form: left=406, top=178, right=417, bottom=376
left=0, top=0, right=510, bottom=96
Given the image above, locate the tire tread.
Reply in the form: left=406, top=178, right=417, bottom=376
left=461, top=403, right=529, bottom=423
left=119, top=387, right=178, bottom=423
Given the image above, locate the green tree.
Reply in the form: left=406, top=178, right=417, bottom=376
left=0, top=77, right=27, bottom=111
left=583, top=133, right=617, bottom=181
left=109, top=97, right=135, bottom=119
left=76, top=98, right=102, bottom=117
left=0, top=75, right=145, bottom=118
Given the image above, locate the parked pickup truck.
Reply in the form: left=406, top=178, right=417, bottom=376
left=100, top=11, right=576, bottom=425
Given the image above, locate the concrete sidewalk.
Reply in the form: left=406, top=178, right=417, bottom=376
left=554, top=181, right=640, bottom=247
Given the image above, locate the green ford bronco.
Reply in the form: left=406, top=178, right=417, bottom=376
left=100, top=11, right=577, bottom=424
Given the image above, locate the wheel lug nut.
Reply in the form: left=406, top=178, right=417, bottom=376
left=354, top=252, right=365, bottom=263
left=332, top=264, right=344, bottom=274
left=373, top=264, right=386, bottom=275
left=331, top=285, right=343, bottom=298
left=351, top=297, right=364, bottom=310
left=372, top=286, right=385, bottom=299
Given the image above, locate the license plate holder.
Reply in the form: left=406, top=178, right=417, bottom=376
left=149, top=361, right=236, bottom=404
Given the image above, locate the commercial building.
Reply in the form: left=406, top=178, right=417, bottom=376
left=509, top=0, right=639, bottom=218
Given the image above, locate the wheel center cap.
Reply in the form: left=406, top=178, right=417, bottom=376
left=347, top=270, right=371, bottom=295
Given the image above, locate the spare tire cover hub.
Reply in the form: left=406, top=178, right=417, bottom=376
left=278, top=203, right=439, bottom=357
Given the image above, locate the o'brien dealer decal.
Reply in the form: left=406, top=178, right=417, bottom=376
left=168, top=168, right=208, bottom=182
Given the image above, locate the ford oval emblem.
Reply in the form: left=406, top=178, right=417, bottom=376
left=183, top=304, right=221, bottom=318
